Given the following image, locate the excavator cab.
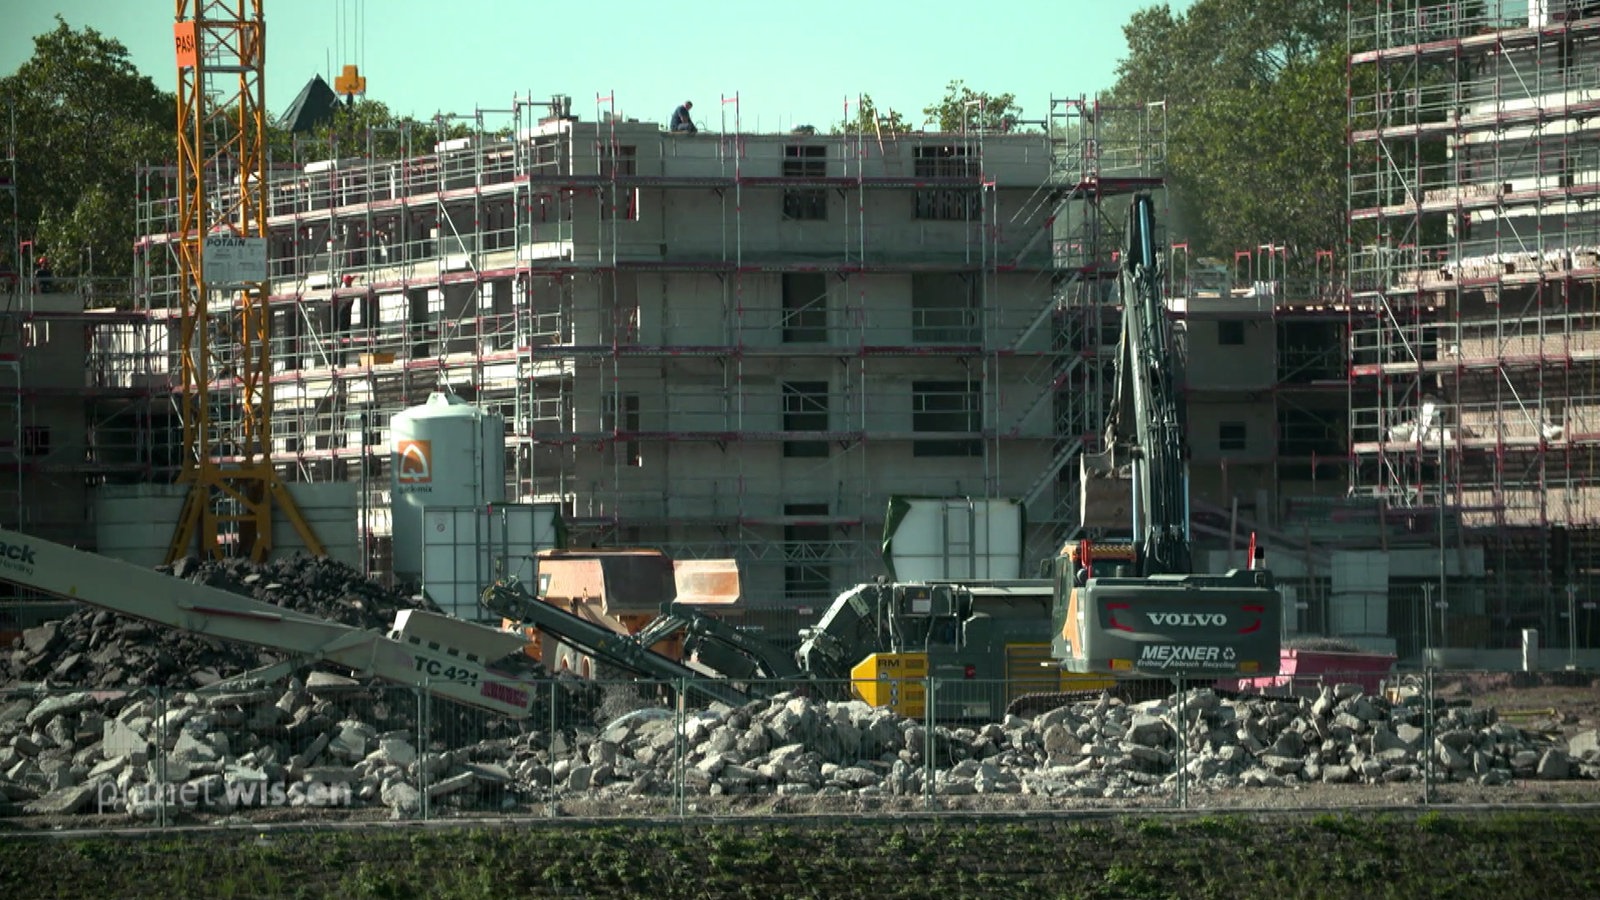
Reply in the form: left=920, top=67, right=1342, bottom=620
left=1062, top=539, right=1138, bottom=585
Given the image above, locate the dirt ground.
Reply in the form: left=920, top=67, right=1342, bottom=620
left=1430, top=670, right=1600, bottom=741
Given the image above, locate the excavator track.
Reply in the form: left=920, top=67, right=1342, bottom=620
left=1005, top=678, right=1243, bottom=719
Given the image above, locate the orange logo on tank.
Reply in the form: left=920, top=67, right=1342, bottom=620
left=395, top=439, right=432, bottom=484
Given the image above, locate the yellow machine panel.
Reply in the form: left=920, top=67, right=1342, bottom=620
left=851, top=652, right=927, bottom=716
left=1004, top=643, right=1116, bottom=703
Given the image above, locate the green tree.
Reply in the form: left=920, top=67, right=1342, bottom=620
left=922, top=80, right=1027, bottom=133
left=0, top=17, right=174, bottom=280
left=1110, top=0, right=1346, bottom=264
left=832, top=93, right=912, bottom=136
left=272, top=98, right=476, bottom=163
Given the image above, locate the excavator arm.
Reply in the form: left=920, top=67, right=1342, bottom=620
left=1108, top=193, right=1191, bottom=576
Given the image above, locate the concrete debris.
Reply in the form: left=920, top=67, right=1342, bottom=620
left=0, top=679, right=1595, bottom=819
left=23, top=783, right=98, bottom=816
left=381, top=780, right=421, bottom=819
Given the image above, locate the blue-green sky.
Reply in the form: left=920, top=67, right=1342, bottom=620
left=2, top=1, right=1189, bottom=132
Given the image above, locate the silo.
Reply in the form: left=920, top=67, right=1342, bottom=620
left=389, top=391, right=505, bottom=582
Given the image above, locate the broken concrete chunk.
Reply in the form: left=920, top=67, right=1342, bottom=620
left=381, top=780, right=420, bottom=819
left=23, top=783, right=99, bottom=815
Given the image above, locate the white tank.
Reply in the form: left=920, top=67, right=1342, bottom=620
left=390, top=391, right=505, bottom=580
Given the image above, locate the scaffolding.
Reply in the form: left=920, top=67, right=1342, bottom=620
left=1348, top=0, right=1600, bottom=642
left=1007, top=96, right=1168, bottom=563
left=0, top=105, right=19, bottom=530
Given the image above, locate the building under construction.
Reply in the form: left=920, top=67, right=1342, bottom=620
left=88, top=95, right=1174, bottom=607
left=8, top=94, right=1354, bottom=602
left=1349, top=0, right=1600, bottom=644
left=2, top=0, right=1597, bottom=654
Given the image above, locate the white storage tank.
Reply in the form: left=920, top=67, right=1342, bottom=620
left=881, top=496, right=1025, bottom=581
left=390, top=391, right=505, bottom=581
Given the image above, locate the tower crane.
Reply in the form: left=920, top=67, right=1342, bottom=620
left=167, top=0, right=323, bottom=563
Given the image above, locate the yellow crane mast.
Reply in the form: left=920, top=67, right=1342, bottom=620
left=167, top=0, right=322, bottom=563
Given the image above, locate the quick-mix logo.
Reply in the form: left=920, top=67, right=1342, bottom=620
left=1145, top=612, right=1228, bottom=627
left=394, top=439, right=432, bottom=490
left=0, top=540, right=37, bottom=575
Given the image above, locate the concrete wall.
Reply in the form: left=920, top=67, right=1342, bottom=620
left=1183, top=315, right=1276, bottom=391
left=18, top=295, right=92, bottom=544
left=621, top=274, right=1054, bottom=418
left=1186, top=400, right=1277, bottom=464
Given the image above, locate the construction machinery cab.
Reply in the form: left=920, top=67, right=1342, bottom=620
left=1060, top=539, right=1138, bottom=586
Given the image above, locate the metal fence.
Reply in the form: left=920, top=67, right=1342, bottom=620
left=0, top=666, right=1595, bottom=827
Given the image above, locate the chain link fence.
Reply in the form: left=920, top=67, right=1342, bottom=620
left=1, top=666, right=1596, bottom=827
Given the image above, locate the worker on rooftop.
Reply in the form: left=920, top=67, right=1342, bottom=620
left=33, top=255, right=53, bottom=293
left=670, top=100, right=697, bottom=134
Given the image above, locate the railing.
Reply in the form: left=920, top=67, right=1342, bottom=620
left=1349, top=0, right=1526, bottom=50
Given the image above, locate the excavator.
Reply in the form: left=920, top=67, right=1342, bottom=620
left=784, top=195, right=1282, bottom=720
left=1037, top=193, right=1281, bottom=704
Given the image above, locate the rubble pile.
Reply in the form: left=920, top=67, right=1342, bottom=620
left=162, top=555, right=441, bottom=631
left=0, top=555, right=440, bottom=691
left=2, top=680, right=1598, bottom=820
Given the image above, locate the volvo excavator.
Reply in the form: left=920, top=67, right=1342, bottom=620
left=1032, top=193, right=1281, bottom=708
left=785, top=195, right=1284, bottom=720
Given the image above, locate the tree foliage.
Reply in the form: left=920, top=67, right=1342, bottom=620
left=0, top=18, right=174, bottom=279
left=270, top=98, right=478, bottom=163
left=922, top=80, right=1027, bottom=133
left=1110, top=0, right=1346, bottom=265
left=831, top=94, right=912, bottom=136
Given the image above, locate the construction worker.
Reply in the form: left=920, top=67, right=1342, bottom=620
left=670, top=100, right=697, bottom=134
left=33, top=255, right=53, bottom=293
